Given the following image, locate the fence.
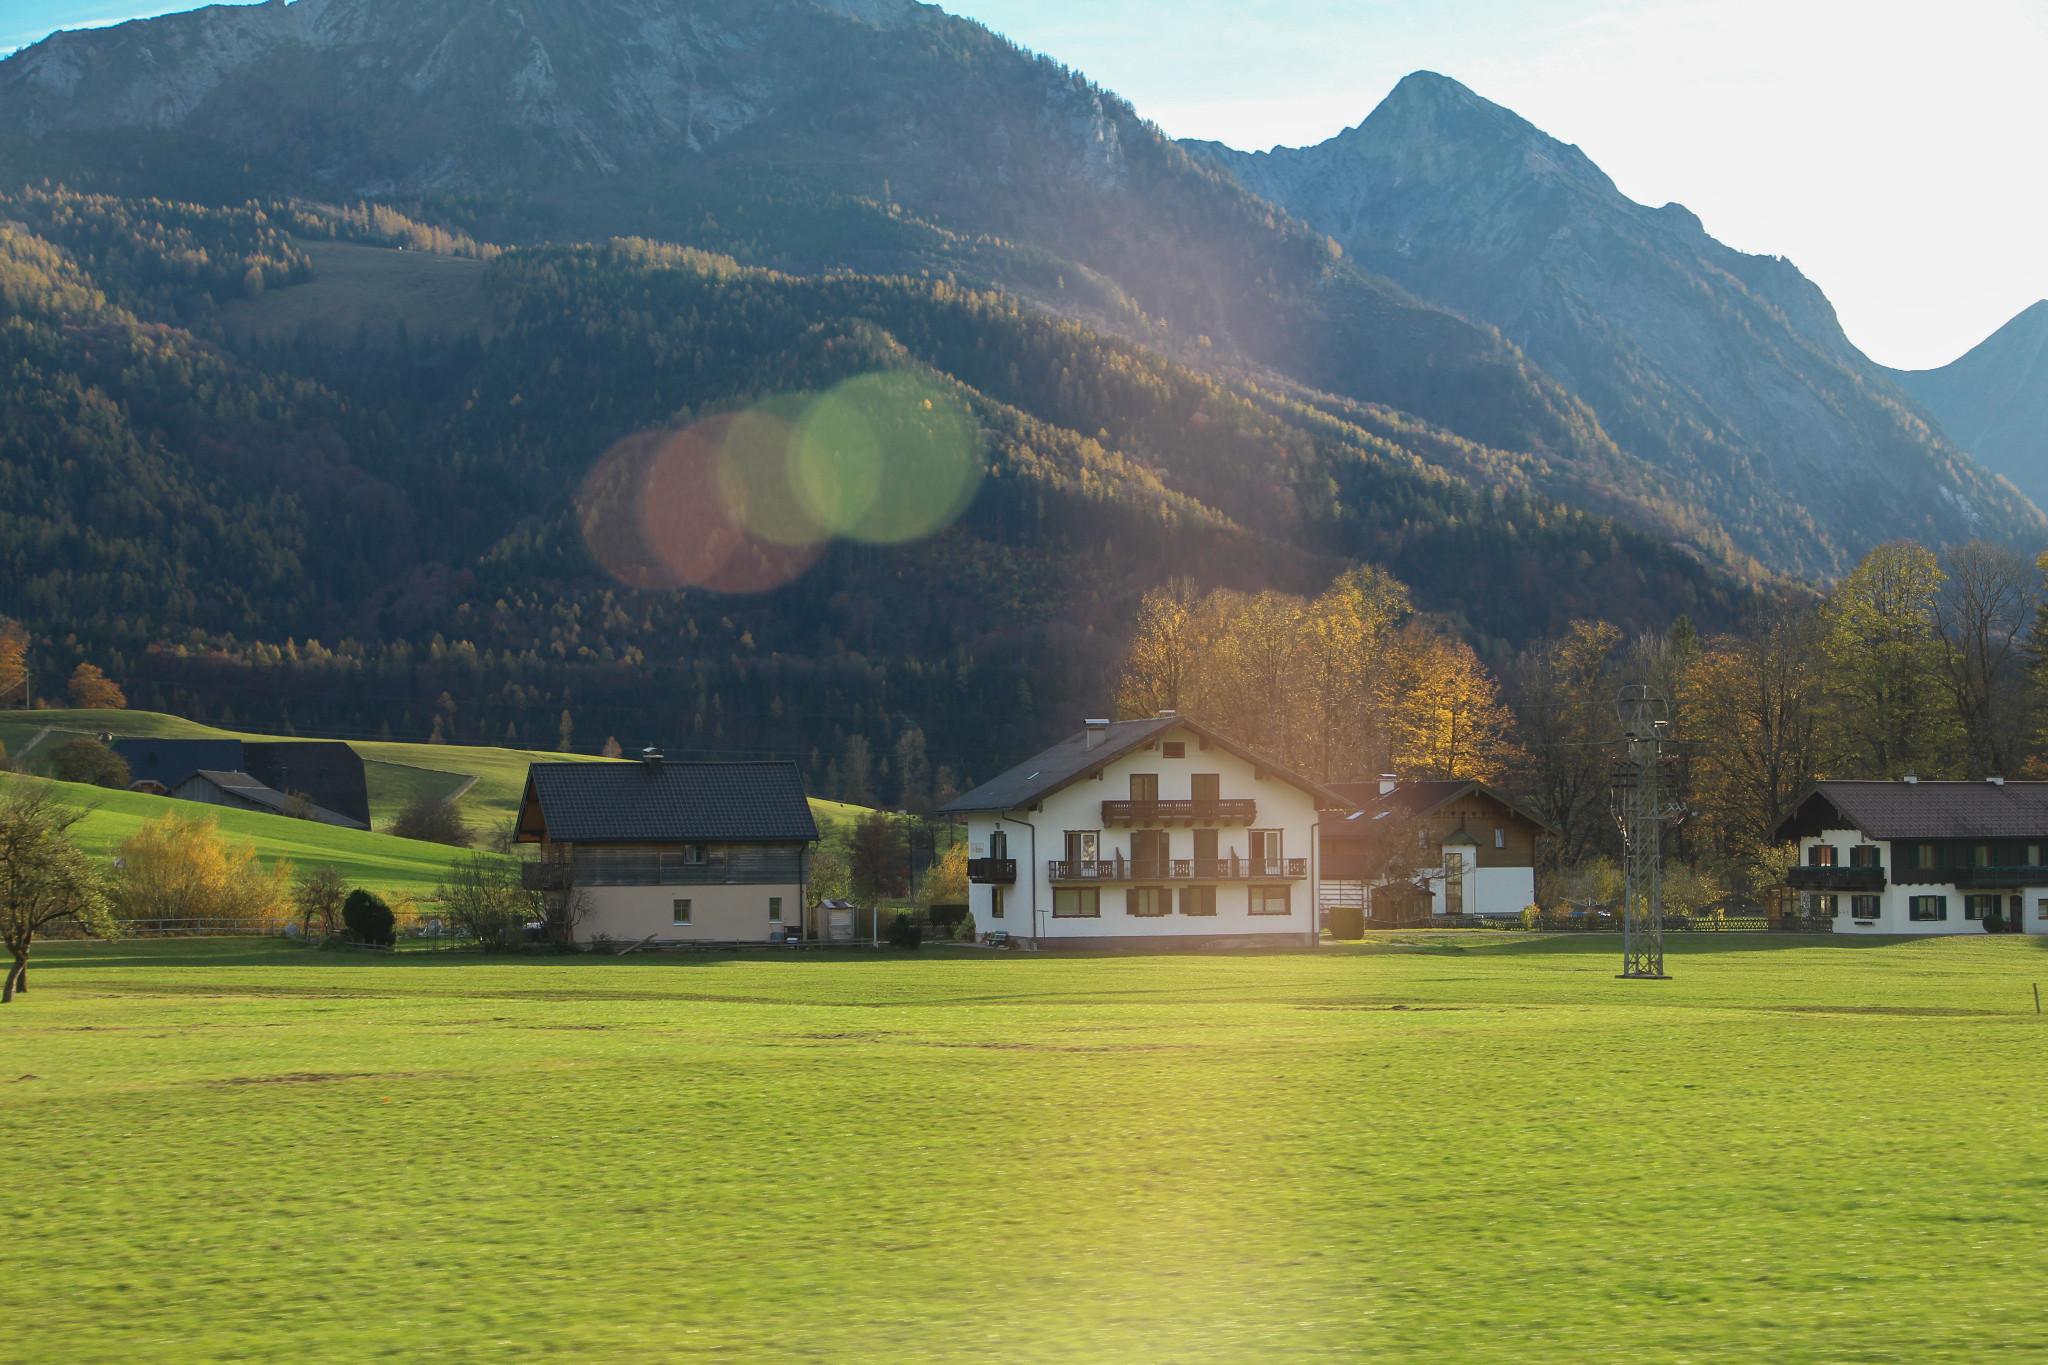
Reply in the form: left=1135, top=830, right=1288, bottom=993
left=112, top=919, right=292, bottom=937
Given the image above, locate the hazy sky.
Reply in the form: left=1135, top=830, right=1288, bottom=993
left=9, top=0, right=2045, bottom=369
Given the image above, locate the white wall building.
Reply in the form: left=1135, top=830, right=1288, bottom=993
left=939, top=715, right=1350, bottom=950
left=1774, top=779, right=2048, bottom=935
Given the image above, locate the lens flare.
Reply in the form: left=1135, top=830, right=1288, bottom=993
left=714, top=403, right=829, bottom=549
left=577, top=417, right=824, bottom=594
left=792, top=372, right=982, bottom=544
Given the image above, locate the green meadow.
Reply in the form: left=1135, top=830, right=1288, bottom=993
left=0, top=772, right=491, bottom=902
left=4, top=933, right=2045, bottom=1362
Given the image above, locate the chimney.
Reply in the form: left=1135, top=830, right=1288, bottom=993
left=1156, top=709, right=1177, bottom=718
left=1901, top=773, right=1918, bottom=784
left=1083, top=719, right=1111, bottom=751
left=1379, top=774, right=1398, bottom=796
left=1987, top=776, right=2006, bottom=786
left=641, top=746, right=663, bottom=773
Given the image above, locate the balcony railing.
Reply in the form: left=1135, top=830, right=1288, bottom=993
left=1100, top=798, right=1258, bottom=827
left=1047, top=856, right=1307, bottom=882
left=966, top=857, right=1017, bottom=885
left=1892, top=864, right=2045, bottom=888
left=1785, top=866, right=1886, bottom=892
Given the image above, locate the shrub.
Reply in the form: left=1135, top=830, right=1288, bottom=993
left=112, top=809, right=289, bottom=923
left=1519, top=905, right=1540, bottom=930
left=342, top=889, right=396, bottom=946
left=48, top=736, right=131, bottom=789
left=389, top=789, right=474, bottom=847
left=886, top=912, right=923, bottom=950
left=439, top=853, right=539, bottom=949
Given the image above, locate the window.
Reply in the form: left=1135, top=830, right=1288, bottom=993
left=1815, top=894, right=1838, bottom=917
left=1249, top=885, right=1292, bottom=916
left=990, top=886, right=1004, bottom=920
left=1443, top=850, right=1466, bottom=914
left=989, top=828, right=1008, bottom=859
left=682, top=844, right=708, bottom=866
left=1851, top=894, right=1880, bottom=919
left=1053, top=887, right=1100, bottom=918
left=1178, top=886, right=1216, bottom=916
left=1191, top=773, right=1220, bottom=803
left=1908, top=895, right=1948, bottom=922
left=1129, top=773, right=1159, bottom=802
left=1973, top=845, right=1991, bottom=868
left=1162, top=741, right=1186, bottom=759
left=1850, top=845, right=1881, bottom=868
left=1912, top=844, right=1937, bottom=869
left=1064, top=831, right=1099, bottom=870
left=1251, top=830, right=1282, bottom=869
left=672, top=899, right=692, bottom=925
left=1127, top=887, right=1169, bottom=917
left=1494, top=827, right=1506, bottom=850
left=1965, top=894, right=2001, bottom=921
left=1132, top=829, right=1169, bottom=876
left=2031, top=845, right=2043, bottom=867
left=768, top=897, right=783, bottom=923
left=2037, top=897, right=2048, bottom=922
left=1807, top=845, right=1837, bottom=867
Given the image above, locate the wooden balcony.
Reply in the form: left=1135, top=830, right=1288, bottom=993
left=1047, top=856, right=1307, bottom=883
left=1100, top=798, right=1257, bottom=828
left=1785, top=866, right=1885, bottom=892
left=967, top=857, right=1017, bottom=885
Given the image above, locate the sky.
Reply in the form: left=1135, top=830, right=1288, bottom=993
left=8, top=0, right=2047, bottom=369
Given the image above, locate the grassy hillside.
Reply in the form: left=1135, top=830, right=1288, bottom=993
left=2, top=709, right=867, bottom=837
left=4, top=935, right=2045, bottom=1360
left=0, top=771, right=488, bottom=902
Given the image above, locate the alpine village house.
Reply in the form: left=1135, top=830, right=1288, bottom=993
left=938, top=715, right=1352, bottom=949
left=1775, top=778, right=2048, bottom=935
left=516, top=752, right=819, bottom=946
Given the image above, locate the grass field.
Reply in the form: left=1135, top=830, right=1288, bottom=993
left=0, top=709, right=858, bottom=837
left=0, top=772, right=494, bottom=903
left=4, top=932, right=2046, bottom=1362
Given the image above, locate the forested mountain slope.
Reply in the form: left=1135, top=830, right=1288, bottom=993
left=1186, top=72, right=2046, bottom=577
left=0, top=191, right=1746, bottom=789
left=0, top=0, right=1645, bottom=502
left=1887, top=302, right=2048, bottom=513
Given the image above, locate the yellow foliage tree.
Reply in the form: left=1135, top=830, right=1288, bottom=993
left=111, top=810, right=290, bottom=925
left=0, top=636, right=24, bottom=707
left=917, top=839, right=969, bottom=908
left=1381, top=624, right=1518, bottom=781
left=67, top=662, right=126, bottom=710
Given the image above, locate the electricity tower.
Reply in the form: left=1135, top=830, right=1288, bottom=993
left=1611, top=686, right=1682, bottom=980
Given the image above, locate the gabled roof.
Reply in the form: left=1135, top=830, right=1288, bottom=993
left=1773, top=780, right=2048, bottom=842
left=1326, top=779, right=1559, bottom=836
left=937, top=716, right=1352, bottom=815
left=176, top=770, right=368, bottom=830
left=518, top=760, right=819, bottom=844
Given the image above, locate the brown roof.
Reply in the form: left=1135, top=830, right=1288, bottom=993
left=1326, top=780, right=1558, bottom=836
left=1773, top=780, right=2048, bottom=842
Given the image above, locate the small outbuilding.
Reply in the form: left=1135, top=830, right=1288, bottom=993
left=1321, top=777, right=1555, bottom=922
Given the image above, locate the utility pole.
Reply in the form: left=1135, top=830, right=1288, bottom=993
left=1612, top=686, right=1681, bottom=980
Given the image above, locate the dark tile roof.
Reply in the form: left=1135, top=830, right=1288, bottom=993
left=523, top=760, right=818, bottom=844
left=1327, top=779, right=1559, bottom=835
left=1774, top=781, right=2048, bottom=842
left=113, top=738, right=371, bottom=826
left=939, top=716, right=1351, bottom=815
left=177, top=770, right=368, bottom=830
left=113, top=739, right=245, bottom=788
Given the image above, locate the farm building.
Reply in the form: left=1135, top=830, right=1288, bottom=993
left=170, top=769, right=368, bottom=829
left=1774, top=779, right=2048, bottom=934
left=1320, top=778, right=1555, bottom=924
left=939, top=714, right=1350, bottom=950
left=112, top=738, right=371, bottom=827
left=514, top=751, right=818, bottom=945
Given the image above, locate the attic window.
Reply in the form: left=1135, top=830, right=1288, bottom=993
left=1494, top=827, right=1505, bottom=849
left=1162, top=742, right=1186, bottom=759
left=682, top=844, right=707, bottom=865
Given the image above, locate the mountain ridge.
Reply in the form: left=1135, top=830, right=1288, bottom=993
left=1886, top=301, right=2048, bottom=514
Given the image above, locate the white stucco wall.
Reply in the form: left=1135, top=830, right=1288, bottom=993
left=964, top=726, right=1323, bottom=945
left=1797, top=832, right=2047, bottom=936
left=575, top=883, right=802, bottom=944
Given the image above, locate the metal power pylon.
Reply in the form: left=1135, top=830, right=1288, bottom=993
left=1612, top=687, right=1681, bottom=980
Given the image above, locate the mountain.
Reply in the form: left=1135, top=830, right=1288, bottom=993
left=0, top=0, right=1644, bottom=498
left=0, top=189, right=1746, bottom=792
left=1886, top=302, right=2048, bottom=513
left=1185, top=72, right=2047, bottom=578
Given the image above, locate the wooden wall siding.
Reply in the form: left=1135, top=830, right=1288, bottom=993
left=1427, top=798, right=1542, bottom=868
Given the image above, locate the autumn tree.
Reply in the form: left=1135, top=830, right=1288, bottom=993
left=1513, top=620, right=1623, bottom=866
left=0, top=635, right=25, bottom=708
left=1934, top=540, right=2036, bottom=778
left=1115, top=578, right=1204, bottom=720
left=1382, top=623, right=1517, bottom=781
left=67, top=663, right=126, bottom=709
left=0, top=788, right=115, bottom=1001
left=1684, top=600, right=1830, bottom=863
left=111, top=809, right=291, bottom=924
left=1822, top=540, right=1957, bottom=778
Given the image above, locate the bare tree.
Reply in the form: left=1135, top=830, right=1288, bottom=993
left=1936, top=540, right=2037, bottom=778
left=439, top=853, right=540, bottom=949
left=1512, top=621, right=1623, bottom=868
left=291, top=864, right=348, bottom=939
left=0, top=787, right=115, bottom=1001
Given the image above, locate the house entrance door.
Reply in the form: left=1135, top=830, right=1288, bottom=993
left=1194, top=828, right=1219, bottom=878
left=1133, top=829, right=1169, bottom=879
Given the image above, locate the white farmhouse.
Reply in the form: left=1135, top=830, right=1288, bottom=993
left=514, top=752, right=818, bottom=945
left=1774, top=779, right=2048, bottom=935
left=939, top=715, right=1351, bottom=950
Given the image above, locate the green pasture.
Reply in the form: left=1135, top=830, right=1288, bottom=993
left=4, top=933, right=2046, bottom=1362
left=1, top=708, right=856, bottom=836
left=0, top=772, right=492, bottom=903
